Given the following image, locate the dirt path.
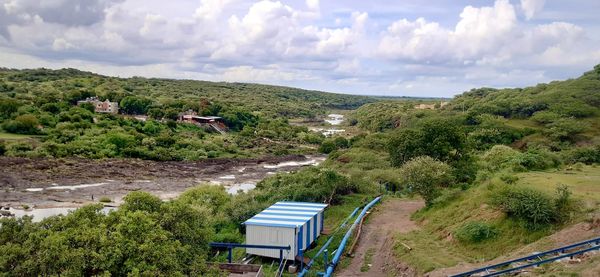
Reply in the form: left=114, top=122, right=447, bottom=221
left=337, top=198, right=424, bottom=277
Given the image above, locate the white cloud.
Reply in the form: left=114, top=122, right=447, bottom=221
left=0, top=0, right=599, bottom=97
left=194, top=0, right=234, bottom=21
left=306, top=0, right=319, bottom=11
left=520, top=0, right=546, bottom=20
left=377, top=0, right=594, bottom=70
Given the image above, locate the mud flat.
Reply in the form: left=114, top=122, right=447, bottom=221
left=0, top=155, right=326, bottom=211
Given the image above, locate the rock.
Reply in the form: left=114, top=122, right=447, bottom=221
left=0, top=210, right=14, bottom=217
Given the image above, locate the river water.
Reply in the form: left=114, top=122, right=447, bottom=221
left=2, top=155, right=326, bottom=222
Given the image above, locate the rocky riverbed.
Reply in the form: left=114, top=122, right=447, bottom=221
left=0, top=154, right=326, bottom=218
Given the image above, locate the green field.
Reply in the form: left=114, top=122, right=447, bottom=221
left=0, top=132, right=39, bottom=140
left=516, top=166, right=600, bottom=199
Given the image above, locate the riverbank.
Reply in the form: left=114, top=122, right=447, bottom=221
left=0, top=154, right=326, bottom=212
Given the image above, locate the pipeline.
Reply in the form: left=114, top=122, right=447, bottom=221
left=297, top=207, right=360, bottom=277
left=323, top=196, right=382, bottom=277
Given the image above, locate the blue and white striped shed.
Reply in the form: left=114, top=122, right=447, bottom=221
left=243, top=201, right=328, bottom=260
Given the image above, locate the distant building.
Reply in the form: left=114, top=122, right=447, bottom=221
left=179, top=110, right=227, bottom=134
left=77, top=97, right=119, bottom=114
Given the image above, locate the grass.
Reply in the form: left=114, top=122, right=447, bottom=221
left=99, top=197, right=112, bottom=203
left=515, top=166, right=600, bottom=200
left=0, top=132, right=40, bottom=140
left=392, top=174, right=586, bottom=274
left=360, top=248, right=375, bottom=272
left=393, top=166, right=600, bottom=274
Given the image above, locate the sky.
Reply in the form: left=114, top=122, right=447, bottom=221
left=0, top=0, right=599, bottom=97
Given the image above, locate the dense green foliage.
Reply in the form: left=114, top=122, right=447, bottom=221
left=491, top=185, right=573, bottom=230
left=454, top=221, right=498, bottom=243
left=389, top=117, right=476, bottom=183
left=399, top=156, right=453, bottom=206
left=0, top=166, right=367, bottom=275
left=450, top=66, right=600, bottom=119
left=0, top=197, right=220, bottom=276
left=0, top=68, right=373, bottom=160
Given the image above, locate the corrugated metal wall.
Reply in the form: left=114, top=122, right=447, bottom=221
left=245, top=211, right=325, bottom=259
left=246, top=225, right=296, bottom=260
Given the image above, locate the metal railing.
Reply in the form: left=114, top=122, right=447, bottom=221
left=451, top=236, right=600, bottom=277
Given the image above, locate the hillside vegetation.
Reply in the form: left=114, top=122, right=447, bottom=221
left=333, top=65, right=600, bottom=274
left=0, top=68, right=376, bottom=160
left=1, top=65, right=600, bottom=276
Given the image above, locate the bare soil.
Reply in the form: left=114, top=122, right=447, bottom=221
left=338, top=198, right=424, bottom=277
left=0, top=155, right=325, bottom=209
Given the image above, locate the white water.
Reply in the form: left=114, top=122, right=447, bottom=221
left=324, top=114, right=344, bottom=125
left=227, top=183, right=256, bottom=195
left=263, top=159, right=321, bottom=169
left=218, top=175, right=236, bottom=180
left=25, top=182, right=109, bottom=192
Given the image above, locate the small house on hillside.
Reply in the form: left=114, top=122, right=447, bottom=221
left=243, top=201, right=327, bottom=260
left=179, top=111, right=227, bottom=134
left=77, top=97, right=119, bottom=114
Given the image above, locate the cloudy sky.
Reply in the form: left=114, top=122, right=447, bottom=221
left=1, top=0, right=599, bottom=97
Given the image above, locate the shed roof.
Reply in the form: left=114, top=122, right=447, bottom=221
left=243, top=201, right=327, bottom=228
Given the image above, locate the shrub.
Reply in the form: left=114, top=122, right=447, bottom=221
left=511, top=147, right=561, bottom=171
left=399, top=156, right=453, bottom=206
left=544, top=118, right=587, bottom=142
left=554, top=184, right=574, bottom=223
left=454, top=221, right=498, bottom=243
left=530, top=111, right=560, bottom=124
left=563, top=145, right=600, bottom=165
left=492, top=187, right=557, bottom=229
left=2, top=114, right=39, bottom=134
left=99, top=197, right=112, bottom=203
left=318, top=139, right=337, bottom=154
left=481, top=145, right=520, bottom=172
left=499, top=172, right=519, bottom=184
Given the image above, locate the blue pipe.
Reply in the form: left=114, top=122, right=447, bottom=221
left=323, top=196, right=381, bottom=277
left=297, top=207, right=360, bottom=277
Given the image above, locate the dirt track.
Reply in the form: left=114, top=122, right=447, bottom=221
left=338, top=198, right=424, bottom=277
left=0, top=155, right=325, bottom=209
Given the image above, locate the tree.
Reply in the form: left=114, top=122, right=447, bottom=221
left=0, top=99, right=20, bottom=119
left=2, top=114, right=39, bottom=134
left=121, top=191, right=162, bottom=213
left=389, top=118, right=475, bottom=182
left=400, top=156, right=453, bottom=206
left=120, top=96, right=153, bottom=115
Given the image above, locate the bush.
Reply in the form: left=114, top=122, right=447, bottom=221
left=2, top=114, right=39, bottom=134
left=399, top=156, right=453, bottom=206
left=454, top=221, right=498, bottom=243
left=563, top=145, right=600, bottom=164
left=530, top=111, right=560, bottom=124
left=99, top=197, right=112, bottom=203
left=481, top=145, right=520, bottom=172
left=544, top=118, right=587, bottom=142
left=492, top=187, right=557, bottom=229
left=319, top=139, right=337, bottom=154
left=511, top=147, right=562, bottom=171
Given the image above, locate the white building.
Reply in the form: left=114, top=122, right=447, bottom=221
left=243, top=201, right=328, bottom=260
